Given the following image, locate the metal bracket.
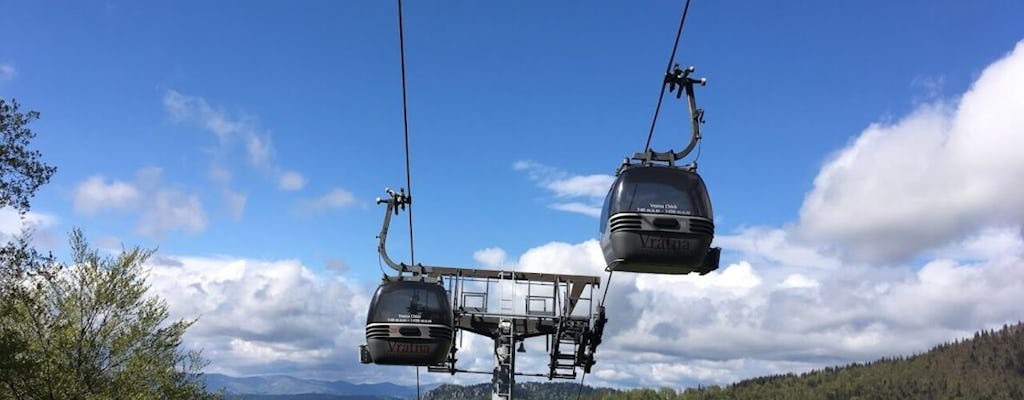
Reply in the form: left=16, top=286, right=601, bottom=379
left=632, top=63, right=707, bottom=169
left=375, top=187, right=427, bottom=275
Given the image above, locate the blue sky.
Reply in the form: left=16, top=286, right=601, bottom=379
left=3, top=0, right=1024, bottom=389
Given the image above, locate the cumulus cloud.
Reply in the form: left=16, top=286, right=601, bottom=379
left=716, top=227, right=841, bottom=270
left=132, top=226, right=1023, bottom=389
left=472, top=227, right=1024, bottom=389
left=514, top=160, right=614, bottom=217
left=0, top=63, right=15, bottom=81
left=163, top=90, right=307, bottom=194
left=146, top=255, right=380, bottom=381
left=472, top=247, right=509, bottom=268
left=798, top=40, right=1024, bottom=263
left=0, top=207, right=59, bottom=247
left=295, top=188, right=358, bottom=216
left=73, top=176, right=141, bottom=214
left=72, top=167, right=207, bottom=236
left=278, top=170, right=307, bottom=191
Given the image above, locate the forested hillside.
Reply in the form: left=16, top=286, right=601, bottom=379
left=584, top=322, right=1024, bottom=399
left=422, top=323, right=1024, bottom=399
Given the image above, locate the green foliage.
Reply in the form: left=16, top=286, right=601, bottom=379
left=0, top=98, right=57, bottom=213
left=0, top=97, right=215, bottom=398
left=1, top=229, right=218, bottom=399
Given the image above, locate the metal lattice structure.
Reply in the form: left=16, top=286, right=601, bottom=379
left=361, top=189, right=607, bottom=400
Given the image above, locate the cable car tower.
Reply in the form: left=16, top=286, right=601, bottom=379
left=360, top=189, right=606, bottom=400
left=356, top=1, right=716, bottom=397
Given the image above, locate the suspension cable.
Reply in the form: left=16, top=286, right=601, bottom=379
left=573, top=270, right=614, bottom=399
left=600, top=270, right=614, bottom=307
left=642, top=0, right=694, bottom=153
left=397, top=1, right=421, bottom=396
left=575, top=370, right=588, bottom=400
left=397, top=0, right=416, bottom=266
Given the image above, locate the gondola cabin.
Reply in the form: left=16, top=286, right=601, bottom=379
left=361, top=277, right=453, bottom=365
left=600, top=164, right=720, bottom=275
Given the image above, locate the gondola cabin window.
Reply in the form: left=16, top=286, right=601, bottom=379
left=373, top=285, right=444, bottom=324
left=608, top=167, right=712, bottom=219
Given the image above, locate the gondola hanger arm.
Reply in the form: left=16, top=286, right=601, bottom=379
left=636, top=63, right=707, bottom=167
left=376, top=187, right=426, bottom=275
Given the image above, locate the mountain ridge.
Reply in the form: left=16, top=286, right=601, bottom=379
left=203, top=373, right=437, bottom=399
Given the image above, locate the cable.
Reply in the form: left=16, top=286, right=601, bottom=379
left=643, top=0, right=695, bottom=153
left=575, top=370, right=588, bottom=400
left=397, top=0, right=416, bottom=266
left=396, top=2, right=421, bottom=396
left=600, top=270, right=614, bottom=307
left=572, top=270, right=613, bottom=400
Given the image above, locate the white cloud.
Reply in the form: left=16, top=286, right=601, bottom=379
left=296, top=188, right=358, bottom=216
left=73, top=176, right=141, bottom=215
left=472, top=247, right=509, bottom=268
left=163, top=90, right=306, bottom=191
left=138, top=189, right=206, bottom=236
left=0, top=63, right=15, bottom=81
left=781, top=273, right=820, bottom=289
left=222, top=189, right=247, bottom=221
left=146, top=255, right=378, bottom=381
left=550, top=202, right=602, bottom=217
left=798, top=40, right=1024, bottom=263
left=71, top=168, right=207, bottom=237
left=545, top=174, right=615, bottom=199
left=130, top=224, right=1023, bottom=389
left=245, top=133, right=274, bottom=169
left=716, top=227, right=841, bottom=270
left=515, top=160, right=614, bottom=218
left=453, top=224, right=1024, bottom=389
left=277, top=170, right=307, bottom=191
left=0, top=207, right=59, bottom=245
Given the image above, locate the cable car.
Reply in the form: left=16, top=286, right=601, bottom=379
left=362, top=277, right=454, bottom=365
left=599, top=162, right=720, bottom=275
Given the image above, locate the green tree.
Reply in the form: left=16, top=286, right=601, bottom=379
left=0, top=98, right=216, bottom=399
left=2, top=230, right=217, bottom=399
left=0, top=98, right=57, bottom=213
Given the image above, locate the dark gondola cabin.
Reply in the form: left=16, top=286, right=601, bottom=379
left=362, top=277, right=453, bottom=365
left=600, top=164, right=720, bottom=275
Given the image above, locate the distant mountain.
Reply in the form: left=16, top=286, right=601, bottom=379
left=204, top=373, right=438, bottom=399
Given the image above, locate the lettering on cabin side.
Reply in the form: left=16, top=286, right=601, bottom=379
left=636, top=202, right=692, bottom=215
left=639, top=235, right=690, bottom=251
left=388, top=341, right=432, bottom=354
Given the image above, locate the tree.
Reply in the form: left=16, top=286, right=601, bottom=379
left=1, top=97, right=60, bottom=398
left=1, top=229, right=217, bottom=399
left=0, top=98, right=216, bottom=398
left=0, top=98, right=57, bottom=213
